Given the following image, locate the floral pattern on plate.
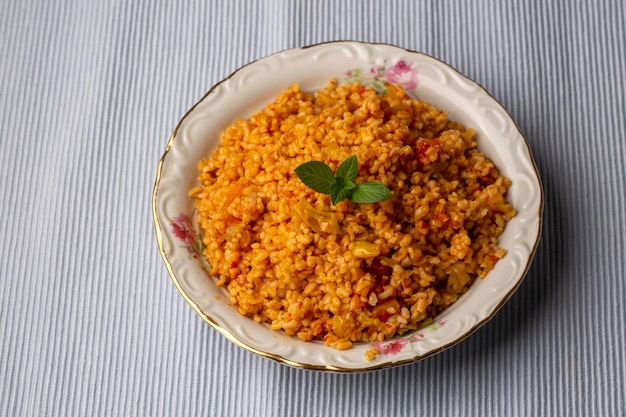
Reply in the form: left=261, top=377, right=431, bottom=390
left=371, top=321, right=445, bottom=356
left=345, top=60, right=418, bottom=94
left=170, top=213, right=210, bottom=272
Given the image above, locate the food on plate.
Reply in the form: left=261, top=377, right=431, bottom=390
left=189, top=79, right=516, bottom=352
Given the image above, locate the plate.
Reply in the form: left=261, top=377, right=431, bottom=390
left=152, top=41, right=543, bottom=372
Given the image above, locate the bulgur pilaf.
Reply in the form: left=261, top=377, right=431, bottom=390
left=190, top=80, right=516, bottom=353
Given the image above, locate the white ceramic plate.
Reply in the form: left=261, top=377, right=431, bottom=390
left=152, top=41, right=543, bottom=372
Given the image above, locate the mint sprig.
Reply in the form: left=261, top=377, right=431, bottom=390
left=294, top=155, right=392, bottom=205
left=293, top=161, right=336, bottom=194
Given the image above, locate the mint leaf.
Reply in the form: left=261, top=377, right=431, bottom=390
left=334, top=176, right=356, bottom=190
left=331, top=177, right=357, bottom=205
left=331, top=183, right=352, bottom=205
left=350, top=181, right=392, bottom=203
left=294, top=161, right=336, bottom=194
left=336, top=154, right=358, bottom=183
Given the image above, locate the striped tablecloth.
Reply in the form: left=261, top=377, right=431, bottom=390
left=1, top=1, right=624, bottom=415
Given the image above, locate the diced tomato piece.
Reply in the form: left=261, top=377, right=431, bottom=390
left=415, top=138, right=440, bottom=167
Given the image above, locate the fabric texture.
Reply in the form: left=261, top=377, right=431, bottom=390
left=1, top=0, right=624, bottom=416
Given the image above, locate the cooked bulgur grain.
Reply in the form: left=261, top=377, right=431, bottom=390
left=190, top=80, right=516, bottom=352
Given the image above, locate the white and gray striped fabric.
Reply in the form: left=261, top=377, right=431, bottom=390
left=1, top=0, right=624, bottom=416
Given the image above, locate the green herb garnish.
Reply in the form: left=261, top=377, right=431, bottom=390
left=294, top=155, right=392, bottom=205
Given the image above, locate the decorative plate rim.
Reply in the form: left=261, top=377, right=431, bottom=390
left=152, top=40, right=544, bottom=372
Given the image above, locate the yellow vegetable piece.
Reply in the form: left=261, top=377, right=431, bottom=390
left=292, top=200, right=341, bottom=234
left=446, top=270, right=471, bottom=293
left=352, top=241, right=380, bottom=258
left=327, top=141, right=351, bottom=162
